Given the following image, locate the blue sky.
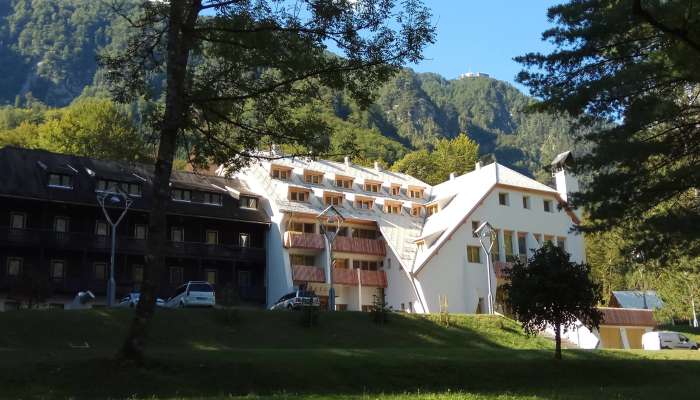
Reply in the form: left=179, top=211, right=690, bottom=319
left=410, top=1, right=561, bottom=93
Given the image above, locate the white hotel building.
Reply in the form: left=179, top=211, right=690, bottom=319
left=235, top=151, right=584, bottom=313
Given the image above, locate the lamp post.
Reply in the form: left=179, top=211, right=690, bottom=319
left=317, top=205, right=345, bottom=312
left=97, top=190, right=133, bottom=307
left=475, top=221, right=496, bottom=315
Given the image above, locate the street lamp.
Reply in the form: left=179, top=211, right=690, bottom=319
left=317, top=205, right=345, bottom=312
left=97, top=189, right=133, bottom=307
left=475, top=221, right=496, bottom=315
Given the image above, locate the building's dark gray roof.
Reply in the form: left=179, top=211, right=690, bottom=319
left=0, top=146, right=270, bottom=225
left=611, top=291, right=664, bottom=310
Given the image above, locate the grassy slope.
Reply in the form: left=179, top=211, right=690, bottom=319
left=0, top=309, right=699, bottom=400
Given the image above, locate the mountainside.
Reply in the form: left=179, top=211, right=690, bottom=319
left=0, top=0, right=582, bottom=181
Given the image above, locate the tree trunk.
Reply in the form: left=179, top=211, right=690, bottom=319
left=554, top=321, right=562, bottom=360
left=120, top=0, right=201, bottom=363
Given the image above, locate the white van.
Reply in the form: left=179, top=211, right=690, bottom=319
left=165, top=281, right=216, bottom=308
left=642, top=331, right=698, bottom=350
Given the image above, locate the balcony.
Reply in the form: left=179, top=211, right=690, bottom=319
left=332, top=236, right=386, bottom=256
left=283, top=231, right=325, bottom=250
left=332, top=268, right=358, bottom=285
left=291, top=264, right=326, bottom=283
left=359, top=269, right=388, bottom=288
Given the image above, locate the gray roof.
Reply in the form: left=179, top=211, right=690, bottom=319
left=611, top=291, right=664, bottom=310
left=0, top=146, right=270, bottom=224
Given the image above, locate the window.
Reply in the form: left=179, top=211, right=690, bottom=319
left=10, top=212, right=26, bottom=229
left=169, top=266, right=184, bottom=285
left=291, top=254, right=316, bottom=266
left=472, top=220, right=480, bottom=238
left=323, top=225, right=348, bottom=237
left=557, top=237, right=567, bottom=251
left=171, top=227, right=184, bottom=242
left=127, top=183, right=142, bottom=196
left=353, top=260, right=381, bottom=270
left=96, top=179, right=141, bottom=196
left=324, top=194, right=343, bottom=206
left=94, top=262, right=107, bottom=280
left=409, top=188, right=423, bottom=199
left=384, top=202, right=402, bottom=214
left=467, top=246, right=481, bottom=263
left=304, top=172, right=323, bottom=184
left=205, top=269, right=217, bottom=285
left=172, top=189, right=191, bottom=202
left=6, top=257, right=22, bottom=277
left=352, top=228, right=377, bottom=239
left=364, top=182, right=381, bottom=193
left=386, top=258, right=391, bottom=269
left=203, top=192, right=223, bottom=205
left=54, top=216, right=69, bottom=233
left=543, top=200, right=553, bottom=213
left=95, top=220, right=109, bottom=236
left=411, top=205, right=423, bottom=217
left=498, top=193, right=509, bottom=206
left=289, top=189, right=310, bottom=202
left=289, top=222, right=315, bottom=233
left=134, top=224, right=148, bottom=239
left=518, top=234, right=528, bottom=256
left=335, top=177, right=353, bottom=189
left=426, top=204, right=439, bottom=216
left=48, top=173, right=73, bottom=189
left=50, top=260, right=65, bottom=281
left=238, top=270, right=252, bottom=287
left=239, top=233, right=250, bottom=248
left=504, top=231, right=515, bottom=260
left=133, top=265, right=144, bottom=283
left=334, top=258, right=349, bottom=269
left=205, top=230, right=219, bottom=245
left=271, top=166, right=291, bottom=180
left=390, top=185, right=401, bottom=196
left=522, top=196, right=531, bottom=209
left=240, top=196, right=258, bottom=209
left=355, top=198, right=374, bottom=210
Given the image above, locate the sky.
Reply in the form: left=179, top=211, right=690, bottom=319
left=410, top=0, right=561, bottom=93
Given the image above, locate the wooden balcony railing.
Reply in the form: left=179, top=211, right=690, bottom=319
left=332, top=236, right=386, bottom=256
left=332, top=268, right=358, bottom=285
left=291, top=264, right=326, bottom=283
left=283, top=231, right=325, bottom=250
left=359, top=269, right=387, bottom=288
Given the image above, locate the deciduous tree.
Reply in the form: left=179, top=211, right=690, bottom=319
left=99, top=0, right=434, bottom=362
left=505, top=242, right=602, bottom=360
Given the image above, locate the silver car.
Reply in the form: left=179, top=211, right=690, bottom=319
left=165, top=281, right=216, bottom=308
left=270, top=290, right=320, bottom=310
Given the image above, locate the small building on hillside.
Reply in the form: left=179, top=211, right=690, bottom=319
left=553, top=307, right=657, bottom=349
left=609, top=290, right=664, bottom=310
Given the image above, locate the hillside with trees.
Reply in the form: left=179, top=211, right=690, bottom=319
left=0, top=0, right=582, bottom=182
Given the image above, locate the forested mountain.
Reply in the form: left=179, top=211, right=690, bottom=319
left=0, top=0, right=582, bottom=181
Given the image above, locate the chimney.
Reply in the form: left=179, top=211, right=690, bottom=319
left=374, top=161, right=382, bottom=172
left=449, top=172, right=456, bottom=180
left=344, top=156, right=351, bottom=168
left=475, top=161, right=482, bottom=170
left=551, top=151, right=579, bottom=203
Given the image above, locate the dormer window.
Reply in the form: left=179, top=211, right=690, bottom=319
left=384, top=201, right=402, bottom=215
left=304, top=170, right=324, bottom=185
left=364, top=181, right=381, bottom=193
left=172, top=188, right=191, bottom=202
left=324, top=192, right=343, bottom=206
left=335, top=176, right=353, bottom=189
left=48, top=173, right=73, bottom=189
left=544, top=199, right=553, bottom=213
left=240, top=196, right=258, bottom=209
left=288, top=188, right=310, bottom=202
left=203, top=192, right=223, bottom=206
left=96, top=179, right=141, bottom=196
left=408, top=187, right=424, bottom=199
left=426, top=203, right=439, bottom=216
left=410, top=204, right=424, bottom=217
left=390, top=184, right=401, bottom=196
left=271, top=165, right=292, bottom=180
left=355, top=197, right=374, bottom=210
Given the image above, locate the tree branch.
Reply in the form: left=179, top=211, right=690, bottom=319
left=632, top=0, right=700, bottom=54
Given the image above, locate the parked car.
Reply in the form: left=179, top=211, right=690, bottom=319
left=270, top=290, right=320, bottom=310
left=165, top=281, right=216, bottom=308
left=642, top=331, right=698, bottom=350
left=116, top=293, right=165, bottom=308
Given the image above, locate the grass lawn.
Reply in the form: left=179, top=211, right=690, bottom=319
left=0, top=309, right=698, bottom=399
